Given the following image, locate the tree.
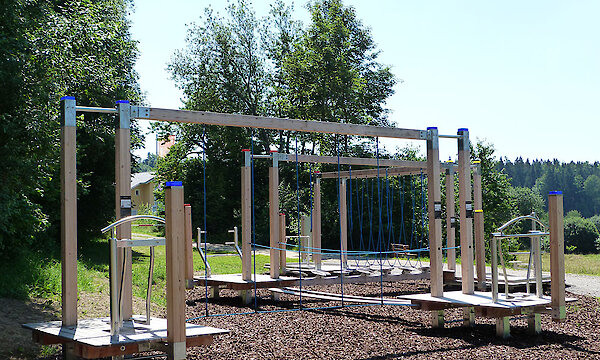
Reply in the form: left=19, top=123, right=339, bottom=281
left=164, top=0, right=397, bottom=247
left=281, top=0, right=396, bottom=155
left=0, top=0, right=141, bottom=259
left=583, top=174, right=600, bottom=215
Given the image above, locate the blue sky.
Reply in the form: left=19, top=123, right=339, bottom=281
left=129, top=1, right=599, bottom=162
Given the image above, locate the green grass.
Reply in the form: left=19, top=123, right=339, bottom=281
left=129, top=228, right=284, bottom=306
left=0, top=246, right=108, bottom=301
left=516, top=253, right=600, bottom=276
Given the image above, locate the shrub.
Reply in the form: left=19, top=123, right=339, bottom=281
left=564, top=213, right=600, bottom=254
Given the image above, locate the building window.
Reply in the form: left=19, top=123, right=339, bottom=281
left=135, top=189, right=140, bottom=196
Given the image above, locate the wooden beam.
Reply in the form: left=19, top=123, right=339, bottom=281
left=165, top=182, right=186, bottom=359
left=339, top=178, right=348, bottom=268
left=473, top=162, right=486, bottom=290
left=241, top=152, right=252, bottom=281
left=549, top=191, right=566, bottom=322
left=60, top=97, right=77, bottom=332
left=301, top=215, right=311, bottom=263
left=320, top=167, right=425, bottom=179
left=426, top=128, right=443, bottom=298
left=280, top=154, right=426, bottom=168
left=269, top=162, right=280, bottom=279
left=279, top=213, right=287, bottom=274
left=458, top=128, right=474, bottom=295
left=147, top=108, right=426, bottom=140
left=445, top=167, right=456, bottom=271
left=313, top=177, right=322, bottom=270
left=184, top=204, right=194, bottom=288
left=115, top=101, right=133, bottom=319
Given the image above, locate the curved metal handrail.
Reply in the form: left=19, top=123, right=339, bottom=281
left=496, top=214, right=546, bottom=233
left=102, top=214, right=165, bottom=336
left=101, top=215, right=165, bottom=233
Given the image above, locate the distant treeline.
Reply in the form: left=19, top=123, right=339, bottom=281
left=497, top=158, right=600, bottom=217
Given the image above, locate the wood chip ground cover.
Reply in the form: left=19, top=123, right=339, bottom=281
left=25, top=280, right=600, bottom=359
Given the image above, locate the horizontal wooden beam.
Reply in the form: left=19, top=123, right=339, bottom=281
left=320, top=167, right=425, bottom=179
left=277, top=153, right=426, bottom=168
left=146, top=108, right=426, bottom=140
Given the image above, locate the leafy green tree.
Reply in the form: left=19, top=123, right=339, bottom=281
left=164, top=0, right=397, bottom=248
left=0, top=0, right=140, bottom=261
left=280, top=0, right=396, bottom=155
left=470, top=141, right=518, bottom=260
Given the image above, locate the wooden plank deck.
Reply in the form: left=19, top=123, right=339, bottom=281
left=23, top=316, right=229, bottom=359
left=194, top=271, right=431, bottom=291
left=270, top=287, right=415, bottom=306
left=400, top=290, right=575, bottom=317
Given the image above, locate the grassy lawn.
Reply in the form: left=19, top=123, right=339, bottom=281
left=516, top=253, right=600, bottom=276
left=131, top=244, right=276, bottom=307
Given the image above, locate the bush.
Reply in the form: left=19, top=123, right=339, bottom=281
left=564, top=212, right=600, bottom=254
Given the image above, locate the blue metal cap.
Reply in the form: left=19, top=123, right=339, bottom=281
left=549, top=191, right=563, bottom=195
left=458, top=128, right=469, bottom=132
left=60, top=96, right=75, bottom=100
left=427, top=127, right=438, bottom=130
left=165, top=181, right=183, bottom=187
left=115, top=100, right=130, bottom=104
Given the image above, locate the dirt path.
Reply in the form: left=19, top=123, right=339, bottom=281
left=2, top=280, right=165, bottom=360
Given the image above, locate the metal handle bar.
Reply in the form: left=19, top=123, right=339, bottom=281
left=496, top=214, right=546, bottom=232
left=101, top=215, right=165, bottom=233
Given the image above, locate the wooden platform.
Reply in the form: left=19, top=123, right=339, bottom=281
left=450, top=272, right=552, bottom=290
left=23, top=316, right=229, bottom=359
left=194, top=270, right=432, bottom=292
left=270, top=287, right=415, bottom=306
left=401, top=290, right=574, bottom=317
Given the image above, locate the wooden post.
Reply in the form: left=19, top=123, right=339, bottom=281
left=496, top=316, right=510, bottom=339
left=269, top=152, right=280, bottom=279
left=458, top=128, right=474, bottom=295
left=241, top=150, right=252, bottom=281
left=426, top=127, right=443, bottom=298
left=165, top=182, right=186, bottom=360
left=549, top=191, right=566, bottom=322
left=313, top=175, right=322, bottom=270
left=301, top=215, right=311, bottom=263
left=184, top=204, right=194, bottom=288
left=279, top=213, right=287, bottom=274
left=473, top=161, right=486, bottom=290
left=445, top=166, right=456, bottom=271
left=339, top=177, right=348, bottom=268
left=431, top=310, right=444, bottom=328
left=60, top=96, right=77, bottom=360
left=115, top=100, right=133, bottom=319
